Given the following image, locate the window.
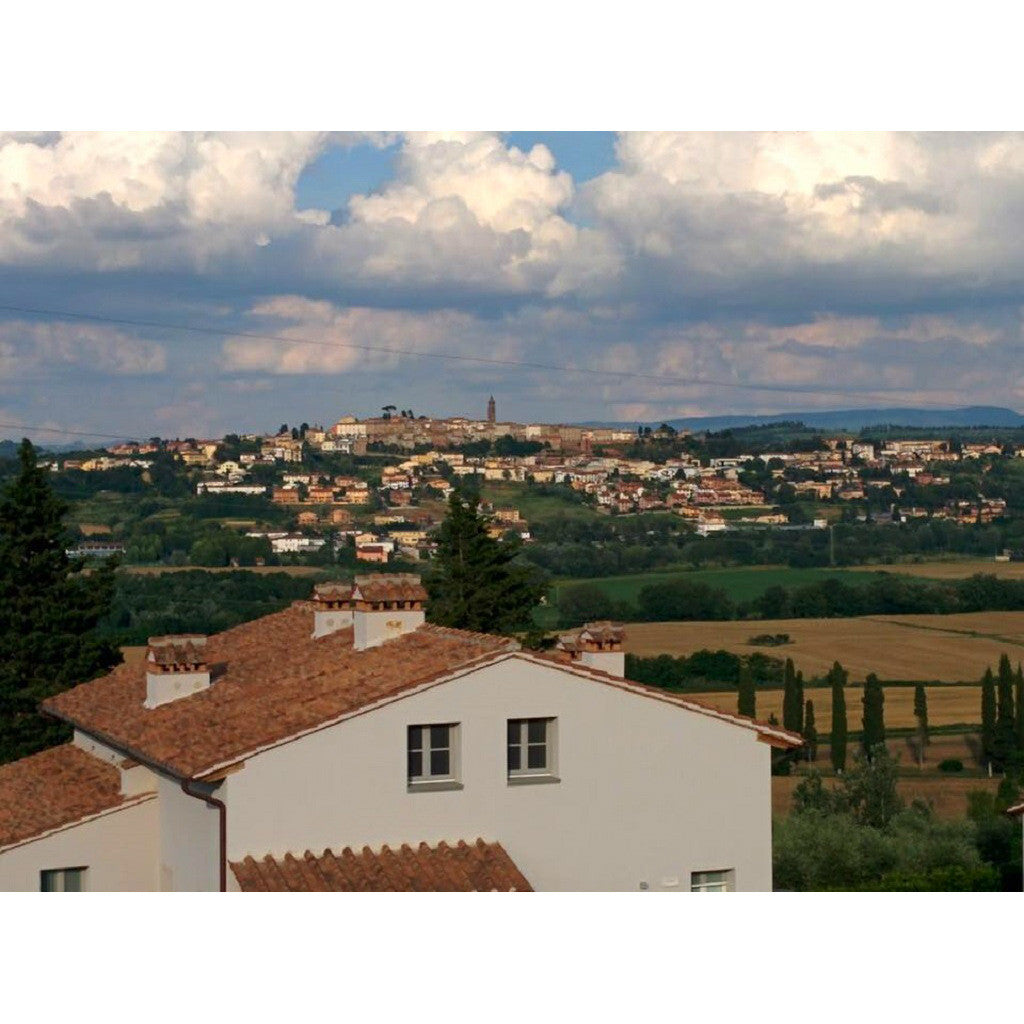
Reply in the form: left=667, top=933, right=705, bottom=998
left=690, top=869, right=734, bottom=893
left=41, top=868, right=86, bottom=892
left=407, top=724, right=460, bottom=789
left=507, top=718, right=558, bottom=783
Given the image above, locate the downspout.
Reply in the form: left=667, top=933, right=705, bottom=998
left=180, top=778, right=227, bottom=893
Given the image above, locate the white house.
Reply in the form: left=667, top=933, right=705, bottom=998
left=0, top=575, right=799, bottom=892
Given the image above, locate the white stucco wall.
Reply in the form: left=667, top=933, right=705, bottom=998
left=157, top=776, right=221, bottom=891
left=225, top=656, right=774, bottom=891
left=0, top=797, right=159, bottom=892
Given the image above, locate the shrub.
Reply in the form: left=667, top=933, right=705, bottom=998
left=938, top=758, right=965, bottom=773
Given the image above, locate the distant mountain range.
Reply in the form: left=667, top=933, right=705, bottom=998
left=583, top=406, right=1024, bottom=433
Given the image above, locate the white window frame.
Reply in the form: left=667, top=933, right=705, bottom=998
left=40, top=867, right=87, bottom=892
left=690, top=869, right=735, bottom=893
left=407, top=723, right=461, bottom=791
left=507, top=717, right=559, bottom=784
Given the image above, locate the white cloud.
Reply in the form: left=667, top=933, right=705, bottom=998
left=0, top=320, right=166, bottom=375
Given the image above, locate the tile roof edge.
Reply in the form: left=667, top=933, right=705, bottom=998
left=1007, top=801, right=1024, bottom=816
left=39, top=713, right=193, bottom=782
left=518, top=651, right=804, bottom=749
left=192, top=647, right=522, bottom=780
left=0, top=791, right=157, bottom=855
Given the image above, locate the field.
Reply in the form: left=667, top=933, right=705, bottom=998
left=480, top=482, right=603, bottom=523
left=550, top=564, right=889, bottom=607
left=623, top=611, right=1024, bottom=681
left=694, top=685, right=982, bottom=732
left=773, top=773, right=999, bottom=820
left=120, top=565, right=325, bottom=576
left=881, top=558, right=1024, bottom=581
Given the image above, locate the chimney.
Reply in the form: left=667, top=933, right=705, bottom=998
left=557, top=622, right=625, bottom=678
left=312, top=582, right=355, bottom=638
left=145, top=635, right=210, bottom=708
left=351, top=574, right=427, bottom=651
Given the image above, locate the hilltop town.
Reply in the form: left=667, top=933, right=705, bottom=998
left=31, top=397, right=1024, bottom=573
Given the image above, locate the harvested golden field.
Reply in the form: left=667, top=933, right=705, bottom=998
left=883, top=559, right=1024, bottom=581
left=696, top=685, right=982, bottom=732
left=773, top=771, right=998, bottom=820
left=624, top=612, right=1024, bottom=682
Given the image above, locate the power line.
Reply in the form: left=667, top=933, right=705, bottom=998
left=0, top=422, right=139, bottom=441
left=0, top=301, right=960, bottom=406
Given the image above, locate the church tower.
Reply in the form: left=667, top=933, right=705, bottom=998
left=487, top=395, right=496, bottom=423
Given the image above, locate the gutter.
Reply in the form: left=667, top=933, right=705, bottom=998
left=180, top=778, right=228, bottom=892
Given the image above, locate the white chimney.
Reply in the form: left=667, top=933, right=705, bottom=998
left=351, top=574, right=427, bottom=651
left=144, top=635, right=211, bottom=708
left=557, top=622, right=625, bottom=678
left=312, top=582, right=355, bottom=638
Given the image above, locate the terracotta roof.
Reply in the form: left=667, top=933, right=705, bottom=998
left=44, top=607, right=516, bottom=778
left=231, top=839, right=532, bottom=891
left=0, top=744, right=133, bottom=849
left=352, top=573, right=428, bottom=603
left=147, top=635, right=208, bottom=669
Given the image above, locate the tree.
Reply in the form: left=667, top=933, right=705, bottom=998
left=1016, top=663, right=1024, bottom=756
left=737, top=660, right=756, bottom=720
left=841, top=746, right=903, bottom=829
left=913, top=682, right=929, bottom=753
left=981, top=666, right=997, bottom=764
left=425, top=492, right=546, bottom=635
left=804, top=699, right=817, bottom=762
left=994, top=653, right=1017, bottom=770
left=861, top=673, right=885, bottom=760
left=782, top=658, right=803, bottom=735
left=0, top=440, right=121, bottom=763
left=830, top=661, right=848, bottom=774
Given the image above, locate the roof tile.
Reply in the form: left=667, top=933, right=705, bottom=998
left=0, top=744, right=132, bottom=849
left=230, top=839, right=532, bottom=892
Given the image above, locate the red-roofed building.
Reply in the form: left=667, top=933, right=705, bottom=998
left=0, top=576, right=798, bottom=892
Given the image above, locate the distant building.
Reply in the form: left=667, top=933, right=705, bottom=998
left=487, top=395, right=496, bottom=423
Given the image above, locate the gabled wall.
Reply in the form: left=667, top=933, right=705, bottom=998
left=0, top=798, right=159, bottom=892
left=225, top=657, right=774, bottom=891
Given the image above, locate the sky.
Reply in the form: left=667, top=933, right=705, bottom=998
left=2, top=130, right=1024, bottom=442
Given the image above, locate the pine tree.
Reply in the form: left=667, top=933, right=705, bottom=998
left=804, top=699, right=817, bottom=762
left=737, top=659, right=756, bottom=719
left=425, top=491, right=546, bottom=635
left=981, top=666, right=997, bottom=764
left=913, top=682, right=929, bottom=746
left=0, top=439, right=121, bottom=763
left=830, top=661, right=848, bottom=774
left=993, top=653, right=1017, bottom=770
left=861, top=673, right=885, bottom=761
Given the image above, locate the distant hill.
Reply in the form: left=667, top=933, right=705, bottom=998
left=0, top=439, right=18, bottom=460
left=582, top=406, right=1024, bottom=433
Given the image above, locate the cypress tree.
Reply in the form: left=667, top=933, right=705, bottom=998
left=861, top=673, right=885, bottom=761
left=1015, top=663, right=1024, bottom=754
left=981, top=666, right=997, bottom=764
left=804, top=699, right=817, bottom=762
left=830, top=661, right=848, bottom=774
left=782, top=658, right=802, bottom=734
left=795, top=670, right=805, bottom=735
left=913, top=683, right=929, bottom=746
left=737, top=659, right=756, bottom=719
left=425, top=491, right=546, bottom=635
left=994, top=653, right=1016, bottom=770
left=0, top=439, right=121, bottom=763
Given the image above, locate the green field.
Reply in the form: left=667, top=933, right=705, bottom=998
left=480, top=482, right=602, bottom=523
left=546, top=564, right=892, bottom=608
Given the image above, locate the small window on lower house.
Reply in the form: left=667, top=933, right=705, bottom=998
left=407, top=723, right=460, bottom=789
left=41, top=867, right=87, bottom=892
left=507, top=718, right=558, bottom=782
left=691, top=869, right=735, bottom=893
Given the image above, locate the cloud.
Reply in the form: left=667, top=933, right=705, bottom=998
left=0, top=319, right=166, bottom=376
